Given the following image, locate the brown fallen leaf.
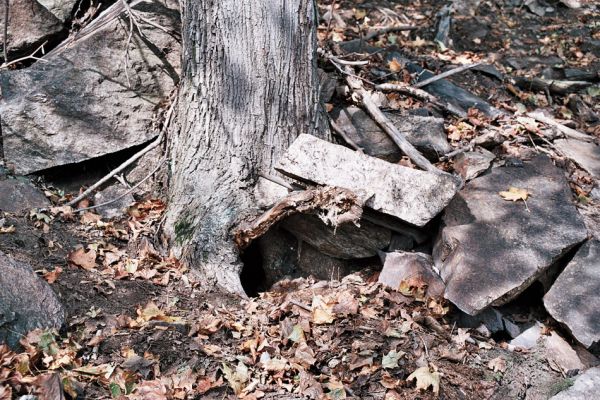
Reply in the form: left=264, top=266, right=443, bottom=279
left=43, top=267, right=63, bottom=284
left=34, top=373, right=65, bottom=400
left=499, top=187, right=531, bottom=202
left=0, top=385, right=12, bottom=400
left=388, top=58, right=402, bottom=72
left=68, top=247, right=97, bottom=270
left=0, top=225, right=15, bottom=234
left=311, top=295, right=335, bottom=325
left=487, top=356, right=507, bottom=372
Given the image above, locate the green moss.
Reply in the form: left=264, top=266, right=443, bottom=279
left=548, top=378, right=574, bottom=397
left=174, top=217, right=194, bottom=245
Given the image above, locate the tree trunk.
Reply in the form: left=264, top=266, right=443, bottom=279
left=165, top=0, right=329, bottom=294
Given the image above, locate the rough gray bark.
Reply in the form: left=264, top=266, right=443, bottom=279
left=165, top=0, right=328, bottom=293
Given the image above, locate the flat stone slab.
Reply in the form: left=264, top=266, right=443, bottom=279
left=0, top=0, right=180, bottom=174
left=0, top=0, right=63, bottom=57
left=331, top=106, right=451, bottom=161
left=433, top=155, right=587, bottom=315
left=378, top=252, right=445, bottom=298
left=276, top=134, right=459, bottom=227
left=281, top=214, right=391, bottom=259
left=0, top=251, right=65, bottom=349
left=454, top=147, right=495, bottom=181
left=554, top=139, right=600, bottom=180
left=0, top=179, right=50, bottom=213
left=549, top=367, right=600, bottom=400
left=544, top=240, right=600, bottom=350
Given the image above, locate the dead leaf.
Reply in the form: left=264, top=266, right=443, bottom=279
left=221, top=362, right=248, bottom=395
left=80, top=212, right=101, bottom=224
left=0, top=386, right=12, bottom=400
left=324, top=380, right=346, bottom=399
left=382, top=350, right=404, bottom=369
left=388, top=58, right=402, bottom=72
left=499, top=187, right=531, bottom=202
left=407, top=366, right=441, bottom=395
left=43, top=267, right=63, bottom=284
left=68, top=247, right=97, bottom=270
left=0, top=225, right=15, bottom=234
left=34, top=373, right=65, bottom=400
left=311, top=295, right=335, bottom=324
left=131, top=380, right=168, bottom=400
left=487, top=356, right=507, bottom=372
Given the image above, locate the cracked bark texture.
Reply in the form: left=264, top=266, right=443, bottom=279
left=165, top=0, right=328, bottom=294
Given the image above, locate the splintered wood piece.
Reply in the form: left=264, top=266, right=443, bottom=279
left=232, top=186, right=363, bottom=250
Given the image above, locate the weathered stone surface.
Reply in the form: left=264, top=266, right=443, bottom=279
left=37, top=0, right=77, bottom=21
left=281, top=214, right=391, bottom=259
left=0, top=0, right=180, bottom=174
left=93, top=184, right=135, bottom=219
left=388, top=233, right=415, bottom=252
left=0, top=251, right=65, bottom=349
left=549, top=367, right=600, bottom=400
left=378, top=252, right=445, bottom=297
left=331, top=106, right=452, bottom=161
left=276, top=134, right=459, bottom=227
left=0, top=179, right=50, bottom=213
left=554, top=139, right=600, bottom=180
left=544, top=240, right=600, bottom=350
left=454, top=147, right=495, bottom=181
left=433, top=155, right=587, bottom=315
left=0, top=0, right=63, bottom=58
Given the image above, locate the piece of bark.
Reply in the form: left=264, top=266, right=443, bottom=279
left=281, top=213, right=391, bottom=259
left=276, top=134, right=459, bottom=227
left=233, top=186, right=363, bottom=250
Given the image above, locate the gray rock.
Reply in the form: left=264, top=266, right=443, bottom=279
left=433, top=155, right=587, bottom=315
left=0, top=251, right=65, bottom=349
left=331, top=106, right=452, bottom=161
left=0, top=0, right=63, bottom=58
left=37, top=0, right=77, bottom=21
left=388, top=233, right=415, bottom=252
left=281, top=214, right=391, bottom=259
left=0, top=0, right=180, bottom=174
left=544, top=240, right=600, bottom=350
left=455, top=307, right=505, bottom=334
left=549, top=367, right=600, bottom=400
left=276, top=134, right=459, bottom=227
left=554, top=139, right=600, bottom=180
left=454, top=147, right=495, bottom=181
left=378, top=252, right=445, bottom=297
left=0, top=179, right=50, bottom=213
left=93, top=184, right=135, bottom=219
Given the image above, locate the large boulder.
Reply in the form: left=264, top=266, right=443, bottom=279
left=0, top=251, right=65, bottom=349
left=544, top=240, right=600, bottom=351
left=549, top=367, right=600, bottom=400
left=0, top=0, right=63, bottom=58
left=433, top=155, right=587, bottom=315
left=0, top=179, right=50, bottom=213
left=0, top=0, right=181, bottom=174
left=276, top=134, right=459, bottom=227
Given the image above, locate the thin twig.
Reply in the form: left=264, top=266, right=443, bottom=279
left=258, top=172, right=294, bottom=191
left=326, top=0, right=336, bottom=38
left=67, top=93, right=177, bottom=206
left=75, top=158, right=165, bottom=213
left=2, top=0, right=8, bottom=64
left=0, top=41, right=48, bottom=70
left=289, top=299, right=311, bottom=312
left=329, top=119, right=362, bottom=151
left=413, top=63, right=482, bottom=88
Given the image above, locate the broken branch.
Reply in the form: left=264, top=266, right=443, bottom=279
left=413, top=63, right=482, bottom=89
left=232, top=186, right=364, bottom=250
left=375, top=82, right=467, bottom=118
left=527, top=111, right=593, bottom=142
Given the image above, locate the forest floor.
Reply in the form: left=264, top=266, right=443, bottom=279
left=1, top=0, right=599, bottom=399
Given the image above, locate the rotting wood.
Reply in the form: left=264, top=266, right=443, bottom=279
left=512, top=77, right=592, bottom=96
left=375, top=82, right=467, bottom=118
left=232, top=186, right=363, bottom=250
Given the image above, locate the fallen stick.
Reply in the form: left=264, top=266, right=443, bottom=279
left=375, top=82, right=466, bottom=118
left=74, top=158, right=165, bottom=213
left=2, top=0, right=8, bottom=64
left=413, top=63, right=482, bottom=89
left=329, top=118, right=363, bottom=151
left=67, top=92, right=177, bottom=206
left=363, top=25, right=418, bottom=40
left=0, top=41, right=47, bottom=70
left=527, top=111, right=593, bottom=142
left=341, top=66, right=437, bottom=172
